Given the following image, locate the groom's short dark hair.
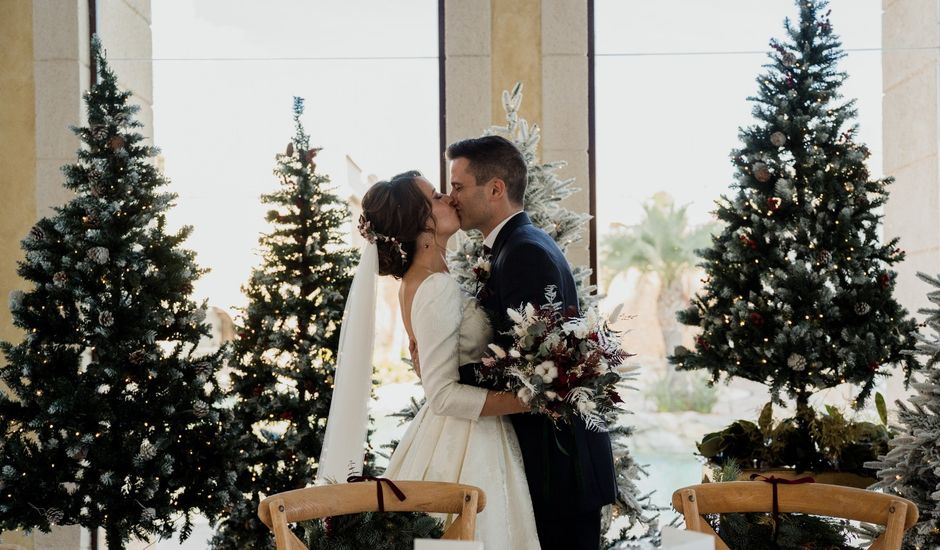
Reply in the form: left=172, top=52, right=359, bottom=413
left=446, top=135, right=527, bottom=206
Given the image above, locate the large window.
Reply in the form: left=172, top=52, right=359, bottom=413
left=595, top=0, right=883, bottom=512
left=151, top=3, right=438, bottom=545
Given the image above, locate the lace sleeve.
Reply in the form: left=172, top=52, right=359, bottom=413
left=411, top=274, right=488, bottom=421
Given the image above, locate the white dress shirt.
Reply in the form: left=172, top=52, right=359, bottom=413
left=483, top=211, right=524, bottom=250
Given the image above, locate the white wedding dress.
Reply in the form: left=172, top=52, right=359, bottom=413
left=384, top=273, right=540, bottom=549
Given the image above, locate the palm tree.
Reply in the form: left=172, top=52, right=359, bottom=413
left=601, top=192, right=718, bottom=356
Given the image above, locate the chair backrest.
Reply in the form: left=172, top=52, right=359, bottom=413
left=258, top=480, right=486, bottom=550
left=671, top=481, right=919, bottom=550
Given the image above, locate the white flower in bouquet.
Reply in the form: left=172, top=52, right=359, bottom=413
left=487, top=343, right=507, bottom=359
left=517, top=386, right=534, bottom=403
left=535, top=360, right=558, bottom=383
left=562, top=318, right=589, bottom=339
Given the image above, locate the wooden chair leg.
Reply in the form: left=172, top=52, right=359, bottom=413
left=268, top=498, right=309, bottom=550
left=680, top=489, right=702, bottom=532
left=442, top=489, right=478, bottom=540
left=878, top=500, right=908, bottom=550
left=679, top=488, right=729, bottom=550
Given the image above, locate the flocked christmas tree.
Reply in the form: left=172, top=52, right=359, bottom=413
left=866, top=272, right=940, bottom=549
left=448, top=83, right=659, bottom=548
left=209, top=97, right=358, bottom=549
left=670, top=0, right=918, bottom=442
left=0, top=38, right=235, bottom=549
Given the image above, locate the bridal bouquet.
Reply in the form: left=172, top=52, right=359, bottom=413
left=476, top=287, right=630, bottom=431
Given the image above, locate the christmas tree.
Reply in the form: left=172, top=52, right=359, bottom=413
left=670, top=0, right=917, bottom=420
left=0, top=38, right=235, bottom=549
left=866, top=272, right=940, bottom=549
left=447, top=83, right=658, bottom=547
left=209, top=97, right=358, bottom=549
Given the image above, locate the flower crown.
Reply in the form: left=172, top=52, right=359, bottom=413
left=358, top=215, right=408, bottom=263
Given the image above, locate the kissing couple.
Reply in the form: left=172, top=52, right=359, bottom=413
left=319, top=135, right=617, bottom=549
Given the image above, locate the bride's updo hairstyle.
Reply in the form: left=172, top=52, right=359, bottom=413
left=360, top=170, right=432, bottom=279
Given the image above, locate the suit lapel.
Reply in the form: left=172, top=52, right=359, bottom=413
left=479, top=212, right=531, bottom=315
left=490, top=212, right=532, bottom=261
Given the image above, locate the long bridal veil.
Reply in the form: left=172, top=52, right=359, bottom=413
left=316, top=242, right=378, bottom=483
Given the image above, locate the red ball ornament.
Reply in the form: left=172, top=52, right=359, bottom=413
left=739, top=234, right=758, bottom=250
left=867, top=360, right=880, bottom=372
left=695, top=336, right=710, bottom=351
left=767, top=197, right=781, bottom=212
left=749, top=312, right=765, bottom=327
left=279, top=410, right=294, bottom=421
left=879, top=273, right=891, bottom=289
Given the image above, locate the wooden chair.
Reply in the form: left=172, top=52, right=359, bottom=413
left=258, top=480, right=486, bottom=550
left=672, top=482, right=919, bottom=550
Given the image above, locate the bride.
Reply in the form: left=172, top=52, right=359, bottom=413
left=317, top=170, right=540, bottom=549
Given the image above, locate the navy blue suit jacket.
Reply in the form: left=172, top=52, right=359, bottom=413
left=460, top=212, right=617, bottom=515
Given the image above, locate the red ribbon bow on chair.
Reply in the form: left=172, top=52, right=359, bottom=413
left=347, top=475, right=407, bottom=512
left=749, top=474, right=815, bottom=543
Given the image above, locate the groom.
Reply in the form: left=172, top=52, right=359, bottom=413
left=446, top=135, right=617, bottom=550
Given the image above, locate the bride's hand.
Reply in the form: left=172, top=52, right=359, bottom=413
left=409, top=339, right=421, bottom=378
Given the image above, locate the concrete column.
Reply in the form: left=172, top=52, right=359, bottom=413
left=444, top=0, right=592, bottom=269
left=882, top=0, right=940, bottom=401
left=0, top=0, right=154, bottom=547
left=541, top=0, right=590, bottom=269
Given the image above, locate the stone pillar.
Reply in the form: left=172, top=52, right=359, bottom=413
left=0, top=1, right=153, bottom=547
left=882, top=0, right=940, bottom=402
left=444, top=0, right=592, bottom=268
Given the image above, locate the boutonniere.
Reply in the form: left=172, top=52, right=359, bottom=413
left=471, top=252, right=492, bottom=296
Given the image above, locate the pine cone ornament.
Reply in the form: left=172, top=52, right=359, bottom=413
left=752, top=162, right=772, bottom=183
left=141, top=507, right=156, bottom=523
left=128, top=349, right=146, bottom=365
left=108, top=135, right=126, bottom=151
left=29, top=226, right=45, bottom=242
left=98, top=311, right=114, bottom=327
left=193, top=400, right=210, bottom=418
left=770, top=131, right=787, bottom=147
left=816, top=250, right=833, bottom=266
left=138, top=439, right=157, bottom=461
left=45, top=508, right=64, bottom=525
left=285, top=142, right=294, bottom=157
left=787, top=353, right=807, bottom=371
left=782, top=52, right=797, bottom=66
left=53, top=271, right=68, bottom=287
left=854, top=302, right=871, bottom=315
left=87, top=246, right=110, bottom=265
